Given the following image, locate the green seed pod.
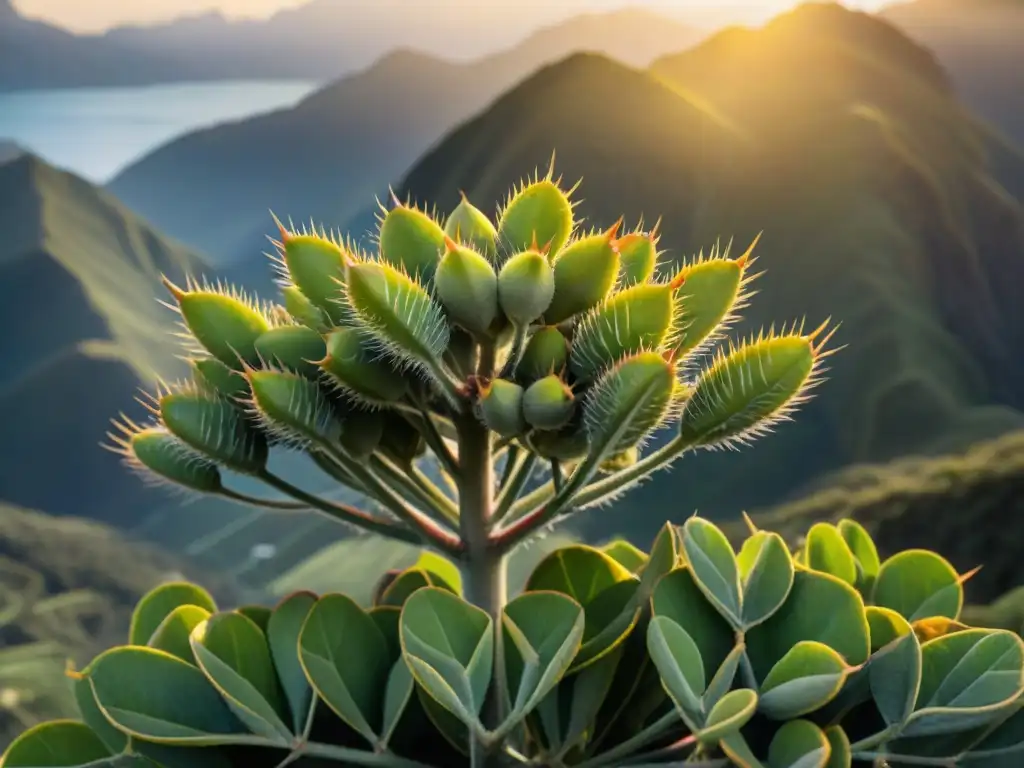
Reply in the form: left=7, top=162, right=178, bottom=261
left=128, top=427, right=223, bottom=493
left=497, top=174, right=574, bottom=263
left=338, top=408, right=384, bottom=460
left=435, top=236, right=499, bottom=337
left=600, top=446, right=639, bottom=473
left=445, top=191, right=498, bottom=261
left=191, top=357, right=249, bottom=400
left=518, top=326, right=569, bottom=382
left=342, top=259, right=450, bottom=375
left=281, top=285, right=328, bottom=331
left=320, top=327, right=409, bottom=405
left=160, top=388, right=268, bottom=474
left=527, top=423, right=590, bottom=461
left=163, top=278, right=269, bottom=369
left=544, top=222, right=622, bottom=325
left=246, top=368, right=341, bottom=446
left=478, top=379, right=526, bottom=438
left=570, top=277, right=684, bottom=383
left=522, top=375, right=576, bottom=431
left=377, top=412, right=426, bottom=466
left=672, top=238, right=756, bottom=359
left=378, top=202, right=447, bottom=285
left=616, top=226, right=660, bottom=286
left=277, top=230, right=350, bottom=326
left=678, top=322, right=833, bottom=450
left=254, top=325, right=327, bottom=379
left=583, top=351, right=676, bottom=455
left=498, top=248, right=555, bottom=327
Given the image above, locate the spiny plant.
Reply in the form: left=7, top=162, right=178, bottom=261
left=5, top=160, right=1022, bottom=768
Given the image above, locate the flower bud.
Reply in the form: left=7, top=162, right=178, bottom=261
left=163, top=278, right=269, bottom=369
left=320, top=327, right=408, bottom=405
left=378, top=202, right=446, bottom=285
left=544, top=223, right=622, bottom=325
left=254, top=325, right=327, bottom=379
left=281, top=285, right=328, bottom=331
left=497, top=178, right=574, bottom=263
left=435, top=237, right=499, bottom=336
left=445, top=192, right=498, bottom=261
left=522, top=375, right=575, bottom=431
left=517, top=326, right=568, bottom=382
left=159, top=388, right=268, bottom=473
left=191, top=358, right=249, bottom=401
left=246, top=369, right=341, bottom=446
left=478, top=379, right=526, bottom=438
left=129, top=428, right=223, bottom=493
left=277, top=230, right=350, bottom=326
left=498, top=249, right=555, bottom=327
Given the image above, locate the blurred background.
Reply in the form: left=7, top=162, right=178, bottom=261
left=1, top=0, right=1022, bottom=748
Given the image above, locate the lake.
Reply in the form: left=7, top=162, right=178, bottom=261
left=0, top=80, right=320, bottom=183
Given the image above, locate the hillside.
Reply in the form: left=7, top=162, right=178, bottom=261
left=396, top=3, right=1024, bottom=544
left=105, top=9, right=705, bottom=267
left=881, top=0, right=1024, bottom=149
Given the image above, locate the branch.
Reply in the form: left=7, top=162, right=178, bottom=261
left=493, top=451, right=537, bottom=525
left=368, top=454, right=459, bottom=529
left=218, top=488, right=309, bottom=510
left=405, top=408, right=460, bottom=479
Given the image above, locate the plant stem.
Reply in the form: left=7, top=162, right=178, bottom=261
left=493, top=452, right=537, bottom=524
left=218, top=488, right=309, bottom=509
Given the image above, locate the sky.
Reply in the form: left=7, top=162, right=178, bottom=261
left=13, top=0, right=894, bottom=34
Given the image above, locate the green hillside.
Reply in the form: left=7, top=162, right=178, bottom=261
left=396, top=2, right=1024, bottom=544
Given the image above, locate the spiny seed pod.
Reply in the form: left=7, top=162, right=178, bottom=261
left=281, top=285, right=328, bottom=332
left=275, top=228, right=350, bottom=326
left=159, top=387, right=268, bottom=474
left=246, top=368, right=341, bottom=446
left=497, top=169, right=575, bottom=262
left=478, top=379, right=526, bottom=438
left=544, top=221, right=622, bottom=325
left=584, top=351, right=677, bottom=454
left=600, top=446, right=639, bottom=473
left=672, top=238, right=757, bottom=360
left=518, top=326, right=569, bottom=382
left=342, top=259, right=450, bottom=375
left=377, top=201, right=446, bottom=285
left=338, top=408, right=384, bottom=460
left=378, top=413, right=426, bottom=466
left=678, top=321, right=835, bottom=450
left=319, top=327, right=408, bottom=405
left=527, top=424, right=590, bottom=461
left=615, top=222, right=660, bottom=286
left=435, top=236, right=499, bottom=337
left=163, top=277, right=269, bottom=370
left=498, top=247, right=555, bottom=327
left=445, top=192, right=498, bottom=261
left=123, top=427, right=223, bottom=493
left=254, top=325, right=326, bottom=379
left=191, top=358, right=249, bottom=400
left=522, top=375, right=576, bottom=431
left=570, top=277, right=685, bottom=383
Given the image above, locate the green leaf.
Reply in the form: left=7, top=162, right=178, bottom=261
left=380, top=657, right=415, bottom=749
left=903, top=629, right=1024, bottom=737
left=865, top=605, right=913, bottom=653
left=298, top=593, right=392, bottom=744
left=767, top=720, right=831, bottom=768
left=380, top=568, right=445, bottom=608
left=601, top=539, right=648, bottom=573
left=680, top=517, right=742, bottom=626
left=636, top=522, right=678, bottom=601
left=265, top=591, right=317, bottom=734
left=958, top=705, right=1024, bottom=761
left=759, top=641, right=849, bottom=720
left=646, top=615, right=706, bottom=727
left=236, top=605, right=272, bottom=633
left=189, top=612, right=291, bottom=744
left=804, top=523, right=857, bottom=587
left=369, top=605, right=402, bottom=658
left=147, top=604, right=210, bottom=665
left=698, top=688, right=758, bottom=745
left=501, top=591, right=585, bottom=728
left=703, top=642, right=746, bottom=713
left=72, top=676, right=128, bottom=755
left=823, top=725, right=852, bottom=768
left=129, top=582, right=216, bottom=646
left=86, top=646, right=251, bottom=745
left=746, top=570, right=870, bottom=683
left=869, top=629, right=922, bottom=728
left=414, top=551, right=463, bottom=595
left=738, top=531, right=794, bottom=630
left=400, top=587, right=494, bottom=730
left=651, top=567, right=735, bottom=682
left=837, top=519, right=879, bottom=594
left=543, top=648, right=621, bottom=756
left=1, top=720, right=112, bottom=766
left=721, top=731, right=767, bottom=768
left=873, top=549, right=964, bottom=622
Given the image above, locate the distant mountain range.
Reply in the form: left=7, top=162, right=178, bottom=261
left=106, top=9, right=707, bottom=267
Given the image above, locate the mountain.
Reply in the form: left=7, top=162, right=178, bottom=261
left=881, top=0, right=1024, bottom=148
left=105, top=9, right=706, bottom=268
left=395, top=2, right=1024, bottom=544
left=0, top=139, right=21, bottom=164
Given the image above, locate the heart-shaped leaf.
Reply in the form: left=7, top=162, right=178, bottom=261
left=873, top=550, right=963, bottom=622
left=737, top=531, right=794, bottom=630
left=680, top=517, right=742, bottom=626
left=190, top=611, right=292, bottom=744
left=414, top=550, right=463, bottom=595
left=129, top=582, right=216, bottom=646
left=266, top=591, right=317, bottom=734
left=902, top=629, right=1024, bottom=738
left=823, top=725, right=852, bottom=768
left=869, top=629, right=922, bottom=728
left=1, top=720, right=112, bottom=766
left=759, top=641, right=850, bottom=720
left=804, top=523, right=857, bottom=586
left=298, top=593, right=392, bottom=744
left=651, top=567, right=735, bottom=682
left=148, top=605, right=210, bottom=664
left=400, top=587, right=494, bottom=730
left=646, top=615, right=705, bottom=728
left=86, top=646, right=251, bottom=745
left=768, top=719, right=831, bottom=768
left=380, top=568, right=453, bottom=608
left=501, top=591, right=585, bottom=729
left=865, top=605, right=913, bottom=652
left=698, top=688, right=758, bottom=745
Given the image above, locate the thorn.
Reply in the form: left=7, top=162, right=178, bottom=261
left=545, top=149, right=557, bottom=181
left=529, top=231, right=540, bottom=252
left=650, top=216, right=663, bottom=242
left=161, top=275, right=186, bottom=302
left=443, top=234, right=459, bottom=253
left=65, top=660, right=84, bottom=681
left=458, top=189, right=469, bottom=203
left=567, top=177, right=583, bottom=197
left=741, top=511, right=758, bottom=535
left=604, top=216, right=624, bottom=241
left=389, top=186, right=402, bottom=208
left=669, top=270, right=686, bottom=291
left=959, top=564, right=983, bottom=585
left=735, top=231, right=762, bottom=268
left=270, top=211, right=290, bottom=243
left=806, top=318, right=840, bottom=356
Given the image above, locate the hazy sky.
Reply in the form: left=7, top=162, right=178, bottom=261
left=14, top=0, right=893, bottom=34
